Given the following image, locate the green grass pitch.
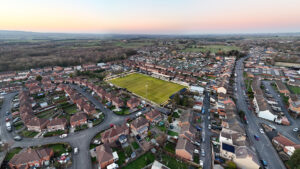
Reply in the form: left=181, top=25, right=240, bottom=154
left=109, top=73, right=185, bottom=104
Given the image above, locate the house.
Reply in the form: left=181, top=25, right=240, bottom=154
left=275, top=80, right=290, bottom=96
left=219, top=128, right=260, bottom=169
left=83, top=103, right=97, bottom=115
left=70, top=112, right=87, bottom=128
left=111, top=97, right=124, bottom=109
left=145, top=110, right=162, bottom=123
left=26, top=117, right=49, bottom=132
left=272, top=135, right=300, bottom=156
left=101, top=123, right=129, bottom=144
left=150, top=160, right=170, bottom=169
left=179, top=123, right=196, bottom=142
left=130, top=117, right=149, bottom=138
left=175, top=137, right=194, bottom=161
left=47, top=117, right=67, bottom=131
left=9, top=148, right=53, bottom=169
left=127, top=97, right=140, bottom=109
left=95, top=144, right=114, bottom=169
left=288, top=94, right=300, bottom=118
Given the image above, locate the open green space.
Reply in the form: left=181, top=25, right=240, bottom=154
left=132, top=142, right=140, bottom=150
left=44, top=130, right=66, bottom=137
left=19, top=130, right=39, bottom=138
left=46, top=143, right=71, bottom=157
left=36, top=109, right=56, bottom=119
left=167, top=130, right=178, bottom=136
left=164, top=141, right=176, bottom=154
left=63, top=104, right=78, bottom=115
left=123, top=152, right=155, bottom=169
left=288, top=85, right=300, bottom=94
left=4, top=147, right=22, bottom=161
left=109, top=73, right=184, bottom=104
left=161, top=153, right=189, bottom=169
left=113, top=41, right=154, bottom=49
left=182, top=45, right=240, bottom=53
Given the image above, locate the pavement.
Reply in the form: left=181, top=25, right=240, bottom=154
left=0, top=84, right=138, bottom=169
left=235, top=54, right=286, bottom=169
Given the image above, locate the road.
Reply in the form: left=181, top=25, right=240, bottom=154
left=201, top=91, right=212, bottom=169
left=0, top=84, right=138, bottom=169
left=235, top=55, right=286, bottom=169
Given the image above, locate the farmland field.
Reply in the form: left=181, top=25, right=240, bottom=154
left=183, top=45, right=240, bottom=53
left=109, top=73, right=184, bottom=104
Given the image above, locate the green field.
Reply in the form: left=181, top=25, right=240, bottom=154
left=288, top=85, right=300, bottom=94
left=109, top=73, right=184, bottom=104
left=183, top=45, right=240, bottom=53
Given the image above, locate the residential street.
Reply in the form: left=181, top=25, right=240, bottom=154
left=0, top=84, right=138, bottom=169
left=235, top=56, right=286, bottom=169
left=201, top=91, right=212, bottom=169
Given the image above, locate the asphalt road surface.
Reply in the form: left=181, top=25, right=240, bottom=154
left=235, top=55, right=286, bottom=169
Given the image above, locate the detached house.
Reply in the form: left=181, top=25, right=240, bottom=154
left=101, top=123, right=129, bottom=144
left=95, top=144, right=114, bottom=169
left=9, top=148, right=53, bottom=169
left=127, top=97, right=140, bottom=109
left=70, top=112, right=87, bottom=128
left=47, top=117, right=67, bottom=131
left=130, top=117, right=149, bottom=138
left=26, top=117, right=49, bottom=132
left=145, top=110, right=162, bottom=124
left=175, top=137, right=194, bottom=161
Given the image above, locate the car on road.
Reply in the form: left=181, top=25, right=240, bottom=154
left=59, top=134, right=68, bottom=138
left=261, top=160, right=268, bottom=167
left=201, top=149, right=205, bottom=157
left=293, top=128, right=299, bottom=132
left=194, top=141, right=201, bottom=147
left=5, top=111, right=10, bottom=116
left=194, top=149, right=199, bottom=154
left=74, top=147, right=79, bottom=154
left=208, top=124, right=211, bottom=129
left=13, top=135, right=22, bottom=141
left=259, top=128, right=264, bottom=134
left=5, top=117, right=10, bottom=122
left=200, top=160, right=203, bottom=167
left=254, top=135, right=259, bottom=141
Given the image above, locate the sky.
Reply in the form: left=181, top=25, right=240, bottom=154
left=0, top=0, right=300, bottom=34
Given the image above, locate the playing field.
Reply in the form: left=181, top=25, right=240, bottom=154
left=109, top=73, right=185, bottom=104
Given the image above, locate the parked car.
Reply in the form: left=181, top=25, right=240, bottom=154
left=259, top=128, right=264, bottom=134
left=14, top=135, right=22, bottom=141
left=74, top=147, right=79, bottom=154
left=208, top=124, right=211, bottom=129
left=59, top=134, right=68, bottom=138
left=194, top=141, right=201, bottom=147
left=201, top=149, right=205, bottom=157
left=261, top=160, right=268, bottom=167
left=293, top=128, right=299, bottom=132
left=200, top=160, right=203, bottom=167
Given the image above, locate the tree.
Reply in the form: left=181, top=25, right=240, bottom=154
left=226, top=161, right=237, bottom=169
left=288, top=149, right=300, bottom=169
left=36, top=75, right=42, bottom=81
left=168, top=115, right=173, bottom=123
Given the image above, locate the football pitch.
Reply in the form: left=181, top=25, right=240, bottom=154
left=109, top=73, right=185, bottom=104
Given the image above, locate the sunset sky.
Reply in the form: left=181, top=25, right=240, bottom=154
left=0, top=0, right=300, bottom=34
